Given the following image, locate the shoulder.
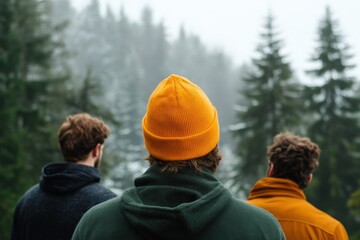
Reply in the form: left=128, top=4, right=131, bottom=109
left=77, top=183, right=116, bottom=201
left=73, top=197, right=121, bottom=235
left=310, top=207, right=349, bottom=238
left=23, top=184, right=41, bottom=197
left=72, top=197, right=139, bottom=240
left=332, top=222, right=349, bottom=239
left=84, top=196, right=122, bottom=217
left=15, top=184, right=41, bottom=207
left=198, top=196, right=285, bottom=239
left=219, top=197, right=285, bottom=239
left=298, top=201, right=348, bottom=236
left=11, top=184, right=41, bottom=234
left=235, top=198, right=281, bottom=223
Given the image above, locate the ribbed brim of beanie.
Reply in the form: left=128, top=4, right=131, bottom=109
left=142, top=74, right=220, bottom=161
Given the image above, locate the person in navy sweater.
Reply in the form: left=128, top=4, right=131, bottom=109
left=11, top=113, right=116, bottom=240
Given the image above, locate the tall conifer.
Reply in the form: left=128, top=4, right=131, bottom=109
left=0, top=0, right=70, bottom=237
left=232, top=14, right=301, bottom=191
left=304, top=7, right=360, bottom=233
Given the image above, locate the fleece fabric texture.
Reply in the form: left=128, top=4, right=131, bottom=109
left=11, top=162, right=116, bottom=240
left=248, top=177, right=349, bottom=240
left=72, top=164, right=285, bottom=240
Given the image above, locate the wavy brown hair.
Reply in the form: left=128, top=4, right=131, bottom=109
left=146, top=145, right=222, bottom=173
left=268, top=133, right=320, bottom=189
left=58, top=113, right=110, bottom=162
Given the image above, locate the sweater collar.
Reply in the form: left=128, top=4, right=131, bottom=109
left=248, top=177, right=306, bottom=200
left=40, top=162, right=100, bottom=194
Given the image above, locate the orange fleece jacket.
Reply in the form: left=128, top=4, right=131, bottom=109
left=248, top=177, right=348, bottom=240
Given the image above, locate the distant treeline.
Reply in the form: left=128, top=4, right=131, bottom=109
left=1, top=0, right=359, bottom=239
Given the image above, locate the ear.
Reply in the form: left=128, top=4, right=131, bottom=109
left=92, top=143, right=101, bottom=158
left=267, top=163, right=275, bottom=177
left=308, top=173, right=313, bottom=184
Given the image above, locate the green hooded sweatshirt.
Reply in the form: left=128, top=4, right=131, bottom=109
left=72, top=165, right=285, bottom=240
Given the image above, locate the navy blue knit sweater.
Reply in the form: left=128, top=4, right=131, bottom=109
left=11, top=162, right=116, bottom=240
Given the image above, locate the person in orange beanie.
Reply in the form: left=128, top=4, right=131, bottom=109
left=248, top=132, right=349, bottom=240
left=72, top=74, right=285, bottom=240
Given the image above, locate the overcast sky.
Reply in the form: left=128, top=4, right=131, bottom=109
left=72, top=0, right=360, bottom=82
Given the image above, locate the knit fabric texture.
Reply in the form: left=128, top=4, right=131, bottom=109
left=10, top=163, right=116, bottom=240
left=142, top=74, right=219, bottom=160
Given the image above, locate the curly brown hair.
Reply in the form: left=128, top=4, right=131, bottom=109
left=146, top=145, right=222, bottom=173
left=267, top=132, right=320, bottom=189
left=58, top=113, right=110, bottom=162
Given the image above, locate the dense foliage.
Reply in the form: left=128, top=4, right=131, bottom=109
left=304, top=7, right=360, bottom=234
left=1, top=0, right=359, bottom=238
left=232, top=14, right=302, bottom=191
left=0, top=0, right=68, bottom=236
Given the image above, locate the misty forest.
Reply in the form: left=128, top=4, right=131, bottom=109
left=1, top=0, right=360, bottom=239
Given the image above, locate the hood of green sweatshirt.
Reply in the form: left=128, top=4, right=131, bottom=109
left=120, top=164, right=231, bottom=240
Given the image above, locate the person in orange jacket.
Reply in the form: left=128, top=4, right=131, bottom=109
left=247, top=132, right=349, bottom=240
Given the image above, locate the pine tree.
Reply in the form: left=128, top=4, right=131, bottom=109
left=232, top=14, right=302, bottom=192
left=0, top=2, right=27, bottom=236
left=66, top=0, right=106, bottom=78
left=304, top=7, right=360, bottom=233
left=0, top=0, right=70, bottom=237
left=348, top=188, right=360, bottom=221
left=103, top=7, right=149, bottom=190
left=347, top=186, right=360, bottom=238
left=137, top=6, right=168, bottom=101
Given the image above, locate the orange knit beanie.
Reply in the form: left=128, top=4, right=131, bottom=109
left=142, top=74, right=220, bottom=161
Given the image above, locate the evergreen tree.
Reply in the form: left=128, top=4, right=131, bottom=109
left=168, top=27, right=239, bottom=143
left=204, top=51, right=235, bottom=134
left=348, top=188, right=360, bottom=222
left=304, top=7, right=360, bottom=233
left=168, top=27, right=210, bottom=88
left=0, top=1, right=27, bottom=236
left=66, top=0, right=105, bottom=78
left=137, top=6, right=168, bottom=101
left=347, top=187, right=360, bottom=239
left=168, top=27, right=189, bottom=75
left=0, top=0, right=70, bottom=237
left=232, top=14, right=301, bottom=192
